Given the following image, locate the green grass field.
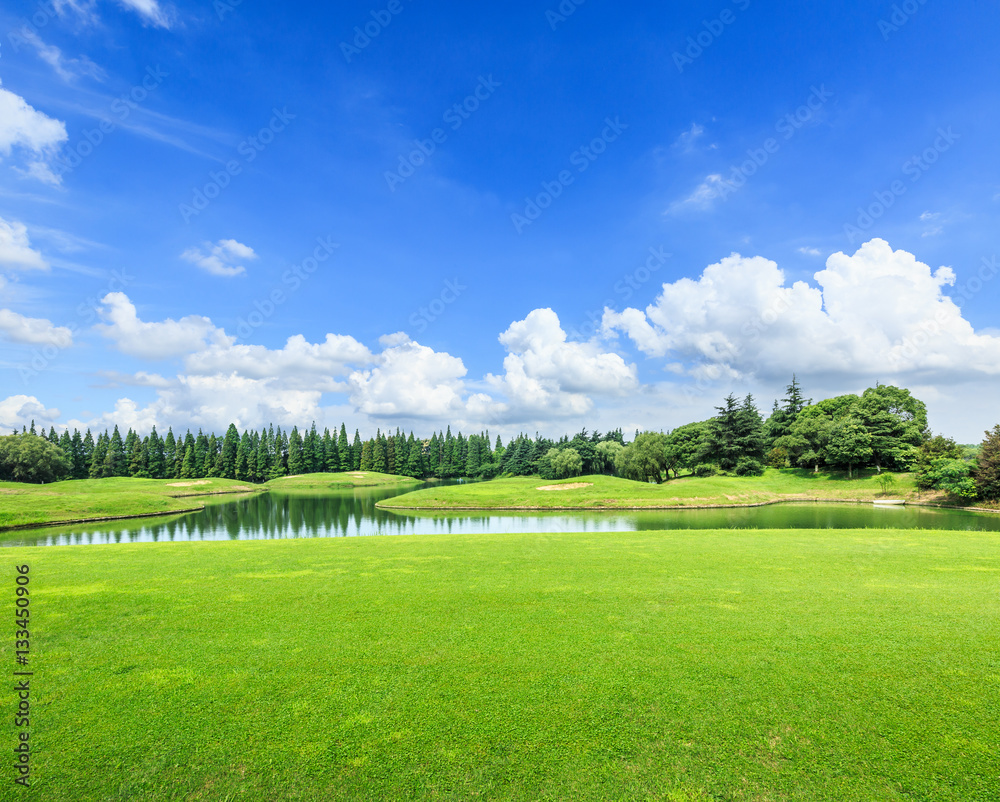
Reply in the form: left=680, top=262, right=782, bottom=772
left=0, top=473, right=420, bottom=531
left=379, top=469, right=924, bottom=511
left=265, top=471, right=422, bottom=492
left=7, top=528, right=998, bottom=800
left=0, top=477, right=263, bottom=531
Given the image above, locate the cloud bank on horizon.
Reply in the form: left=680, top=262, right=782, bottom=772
left=1, top=1, right=998, bottom=442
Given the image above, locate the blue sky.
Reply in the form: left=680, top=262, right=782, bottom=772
left=1, top=0, right=999, bottom=442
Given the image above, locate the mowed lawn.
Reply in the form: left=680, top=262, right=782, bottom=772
left=8, top=528, right=999, bottom=800
left=379, top=470, right=923, bottom=510
left=0, top=477, right=262, bottom=531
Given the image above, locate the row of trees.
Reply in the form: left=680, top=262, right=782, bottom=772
left=4, top=378, right=999, bottom=502
left=0, top=419, right=627, bottom=485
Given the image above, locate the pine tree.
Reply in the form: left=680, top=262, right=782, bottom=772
left=372, top=432, right=386, bottom=473
left=287, top=427, right=305, bottom=475
left=147, top=427, right=166, bottom=478
left=325, top=429, right=340, bottom=473
left=89, top=432, right=108, bottom=478
left=351, top=430, right=362, bottom=470
left=404, top=438, right=425, bottom=478
left=974, top=425, right=1000, bottom=501
left=338, top=424, right=351, bottom=471
left=220, top=424, right=240, bottom=479
left=163, top=428, right=177, bottom=478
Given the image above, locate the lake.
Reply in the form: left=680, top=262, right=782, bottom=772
left=4, top=483, right=1000, bottom=547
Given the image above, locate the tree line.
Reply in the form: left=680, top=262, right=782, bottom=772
left=2, top=377, right=998, bottom=502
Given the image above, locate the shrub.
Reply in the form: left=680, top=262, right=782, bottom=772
left=734, top=457, right=765, bottom=477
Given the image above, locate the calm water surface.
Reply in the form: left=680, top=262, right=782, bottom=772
left=4, top=483, right=1000, bottom=547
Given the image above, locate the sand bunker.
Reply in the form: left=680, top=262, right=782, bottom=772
left=166, top=480, right=211, bottom=487
left=535, top=482, right=593, bottom=491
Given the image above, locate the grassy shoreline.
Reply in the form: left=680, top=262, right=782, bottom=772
left=0, top=471, right=418, bottom=531
left=8, top=527, right=999, bottom=799
left=377, top=470, right=944, bottom=511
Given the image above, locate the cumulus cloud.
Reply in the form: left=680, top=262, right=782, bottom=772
left=0, top=395, right=60, bottom=431
left=603, top=238, right=1000, bottom=382
left=181, top=239, right=256, bottom=278
left=484, top=308, right=638, bottom=420
left=95, top=292, right=232, bottom=359
left=0, top=218, right=49, bottom=271
left=349, top=336, right=469, bottom=419
left=0, top=309, right=73, bottom=346
left=185, top=333, right=372, bottom=388
left=0, top=83, right=68, bottom=185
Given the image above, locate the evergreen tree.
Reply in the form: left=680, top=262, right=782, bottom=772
left=372, top=433, right=386, bottom=473
left=287, top=427, right=305, bottom=475
left=359, top=439, right=373, bottom=471
left=220, top=424, right=240, bottom=479
left=974, top=425, right=1000, bottom=501
left=71, top=429, right=87, bottom=479
left=147, top=427, right=166, bottom=479
left=235, top=433, right=251, bottom=481
left=351, top=430, right=362, bottom=470
left=338, top=424, right=351, bottom=471
left=163, top=428, right=177, bottom=478
left=325, top=429, right=340, bottom=473
left=105, top=426, right=126, bottom=477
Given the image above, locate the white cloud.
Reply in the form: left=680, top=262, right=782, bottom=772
left=95, top=292, right=232, bottom=359
left=603, top=238, right=1000, bottom=382
left=672, top=123, right=704, bottom=153
left=920, top=211, right=943, bottom=238
left=0, top=84, right=68, bottom=186
left=349, top=336, right=469, bottom=419
left=185, top=334, right=372, bottom=388
left=181, top=239, right=256, bottom=278
left=117, top=0, right=172, bottom=27
left=666, top=174, right=723, bottom=214
left=0, top=395, right=60, bottom=432
left=53, top=0, right=171, bottom=28
left=0, top=309, right=73, bottom=346
left=0, top=217, right=49, bottom=270
left=797, top=246, right=822, bottom=256
left=19, top=30, right=106, bottom=83
left=484, top=308, right=638, bottom=420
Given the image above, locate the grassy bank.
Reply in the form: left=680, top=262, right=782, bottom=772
left=265, top=471, right=422, bottom=491
left=0, top=472, right=422, bottom=531
left=378, top=468, right=923, bottom=510
left=0, top=477, right=262, bottom=531
left=7, top=528, right=998, bottom=800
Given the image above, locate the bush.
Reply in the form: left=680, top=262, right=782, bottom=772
left=766, top=447, right=789, bottom=469
left=692, top=463, right=718, bottom=477
left=0, top=433, right=71, bottom=483
left=734, top=457, right=765, bottom=477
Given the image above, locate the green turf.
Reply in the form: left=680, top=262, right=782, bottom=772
left=6, top=528, right=998, bottom=800
left=265, top=471, right=423, bottom=491
left=0, top=477, right=262, bottom=531
left=378, top=469, right=924, bottom=511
